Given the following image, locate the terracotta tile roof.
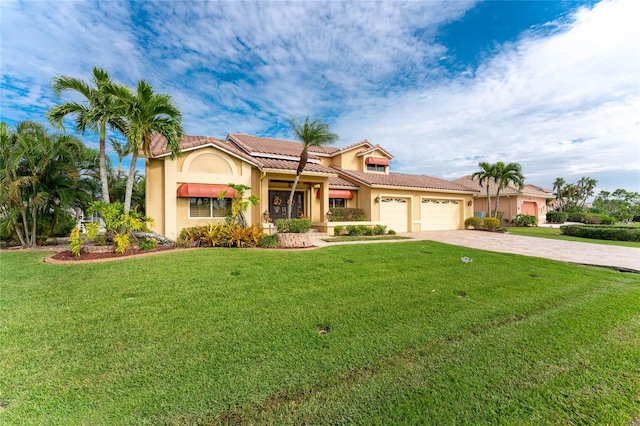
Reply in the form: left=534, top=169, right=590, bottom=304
left=452, top=176, right=553, bottom=197
left=257, top=158, right=337, bottom=175
left=227, top=133, right=340, bottom=159
left=333, top=140, right=373, bottom=154
left=356, top=144, right=394, bottom=159
left=329, top=176, right=360, bottom=188
left=334, top=167, right=477, bottom=193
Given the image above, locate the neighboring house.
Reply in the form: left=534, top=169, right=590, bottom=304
left=146, top=133, right=478, bottom=239
left=452, top=175, right=554, bottom=224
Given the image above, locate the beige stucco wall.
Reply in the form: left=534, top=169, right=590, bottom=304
left=473, top=195, right=550, bottom=223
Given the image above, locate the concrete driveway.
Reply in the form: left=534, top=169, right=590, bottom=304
left=409, top=230, right=640, bottom=273
left=312, top=230, right=640, bottom=273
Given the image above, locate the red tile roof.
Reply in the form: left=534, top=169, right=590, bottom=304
left=227, top=133, right=339, bottom=159
left=452, top=176, right=553, bottom=197
left=329, top=176, right=360, bottom=188
left=334, top=167, right=477, bottom=193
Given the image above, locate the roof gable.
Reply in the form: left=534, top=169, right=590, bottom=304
left=227, top=133, right=339, bottom=160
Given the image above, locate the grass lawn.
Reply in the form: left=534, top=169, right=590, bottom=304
left=506, top=226, right=640, bottom=247
left=1, top=242, right=639, bottom=425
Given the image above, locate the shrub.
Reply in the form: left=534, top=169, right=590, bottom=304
left=113, top=233, right=130, bottom=254
left=388, top=229, right=396, bottom=235
left=346, top=225, right=363, bottom=236
left=329, top=207, right=366, bottom=222
left=514, top=214, right=536, bottom=227
left=373, top=224, right=387, bottom=235
left=138, top=237, right=158, bottom=251
left=177, top=224, right=264, bottom=248
left=600, top=215, right=617, bottom=225
left=483, top=217, right=500, bottom=231
left=560, top=224, right=640, bottom=242
left=258, top=234, right=279, bottom=248
left=275, top=218, right=311, bottom=233
left=465, top=217, right=483, bottom=229
left=566, top=212, right=586, bottom=223
left=546, top=211, right=568, bottom=223
left=362, top=226, right=375, bottom=236
left=333, top=225, right=344, bottom=236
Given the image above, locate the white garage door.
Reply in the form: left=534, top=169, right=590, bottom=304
left=421, top=199, right=462, bottom=231
left=380, top=198, right=409, bottom=233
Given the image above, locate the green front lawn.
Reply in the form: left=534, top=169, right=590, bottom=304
left=507, top=226, right=640, bottom=247
left=1, top=243, right=639, bottom=424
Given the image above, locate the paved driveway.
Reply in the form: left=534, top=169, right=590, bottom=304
left=312, top=230, right=640, bottom=272
left=409, top=231, right=640, bottom=272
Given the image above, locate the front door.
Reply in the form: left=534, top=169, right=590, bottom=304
left=269, top=190, right=304, bottom=220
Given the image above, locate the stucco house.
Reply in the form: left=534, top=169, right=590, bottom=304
left=452, top=175, right=554, bottom=224
left=145, top=133, right=478, bottom=239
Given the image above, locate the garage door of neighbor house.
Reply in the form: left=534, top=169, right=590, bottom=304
left=421, top=199, right=461, bottom=231
left=380, top=198, right=409, bottom=233
left=521, top=201, right=537, bottom=216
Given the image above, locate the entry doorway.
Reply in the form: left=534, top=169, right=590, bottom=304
left=269, top=190, right=304, bottom=220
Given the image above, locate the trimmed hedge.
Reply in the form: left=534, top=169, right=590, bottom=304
left=560, top=225, right=640, bottom=242
left=546, top=211, right=568, bottom=223
left=514, top=214, right=536, bottom=227
left=329, top=207, right=366, bottom=222
left=465, top=217, right=482, bottom=229
left=275, top=218, right=312, bottom=233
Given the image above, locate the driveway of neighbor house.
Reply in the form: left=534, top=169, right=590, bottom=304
left=410, top=230, right=640, bottom=272
left=311, top=231, right=640, bottom=272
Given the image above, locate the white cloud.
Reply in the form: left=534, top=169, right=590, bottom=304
left=334, top=0, right=640, bottom=192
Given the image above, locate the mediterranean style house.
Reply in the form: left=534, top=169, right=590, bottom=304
left=452, top=175, right=554, bottom=224
left=145, top=133, right=479, bottom=239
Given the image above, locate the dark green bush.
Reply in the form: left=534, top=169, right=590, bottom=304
left=346, top=225, right=363, bottom=236
left=258, top=234, right=279, bottom=248
left=329, top=207, right=366, bottom=222
left=514, top=214, right=537, bottom=227
left=138, top=237, right=158, bottom=251
left=465, top=217, right=482, bottom=229
left=387, top=229, right=396, bottom=235
left=373, top=224, right=387, bottom=235
left=560, top=225, right=640, bottom=242
left=275, top=218, right=312, bottom=233
left=600, top=215, right=617, bottom=225
left=333, top=225, right=345, bottom=236
left=546, top=211, right=568, bottom=223
left=566, top=212, right=586, bottom=222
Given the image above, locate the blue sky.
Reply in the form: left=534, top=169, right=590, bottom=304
left=1, top=0, right=638, bottom=193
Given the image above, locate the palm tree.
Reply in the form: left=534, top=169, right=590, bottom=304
left=48, top=67, right=125, bottom=204
left=577, top=176, right=597, bottom=208
left=110, top=137, right=131, bottom=177
left=286, top=117, right=338, bottom=219
left=552, top=177, right=566, bottom=211
left=106, top=80, right=183, bottom=214
left=471, top=161, right=496, bottom=218
left=1, top=121, right=85, bottom=246
left=493, top=161, right=525, bottom=218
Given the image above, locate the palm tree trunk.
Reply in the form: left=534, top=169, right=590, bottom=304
left=486, top=187, right=491, bottom=218
left=287, top=174, right=301, bottom=219
left=20, top=206, right=30, bottom=247
left=123, top=151, right=138, bottom=215
left=30, top=203, right=37, bottom=247
left=494, top=189, right=501, bottom=219
left=99, top=122, right=111, bottom=203
left=13, top=224, right=27, bottom=247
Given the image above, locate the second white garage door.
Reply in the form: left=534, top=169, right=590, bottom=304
left=421, top=199, right=462, bottom=231
left=380, top=198, right=409, bottom=233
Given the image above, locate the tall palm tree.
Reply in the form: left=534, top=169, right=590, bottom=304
left=287, top=117, right=338, bottom=219
left=48, top=67, right=125, bottom=204
left=471, top=161, right=496, bottom=218
left=552, top=177, right=566, bottom=211
left=106, top=80, right=183, bottom=215
left=493, top=161, right=525, bottom=218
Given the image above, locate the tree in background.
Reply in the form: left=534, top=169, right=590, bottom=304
left=552, top=176, right=598, bottom=212
left=286, top=117, right=338, bottom=219
left=0, top=121, right=88, bottom=246
left=472, top=161, right=496, bottom=218
left=492, top=161, right=525, bottom=217
left=48, top=67, right=126, bottom=204
left=593, top=189, right=640, bottom=221
left=105, top=80, right=183, bottom=215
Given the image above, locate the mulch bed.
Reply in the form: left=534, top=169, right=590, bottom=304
left=50, top=246, right=175, bottom=262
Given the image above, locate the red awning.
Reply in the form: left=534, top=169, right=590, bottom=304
left=177, top=184, right=238, bottom=198
left=318, top=189, right=354, bottom=199
left=365, top=157, right=389, bottom=166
